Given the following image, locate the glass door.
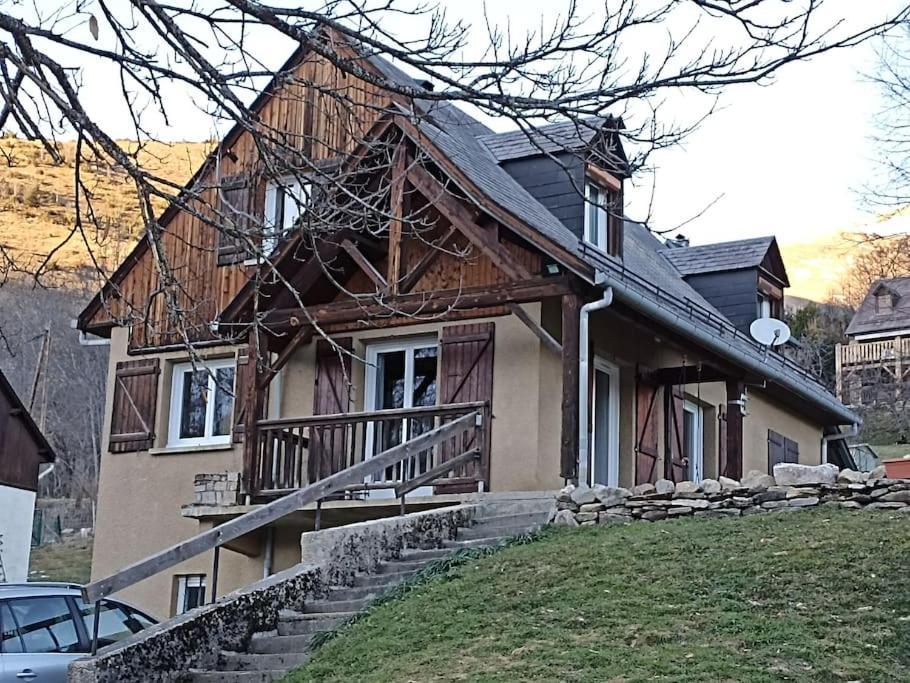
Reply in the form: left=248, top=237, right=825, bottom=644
left=591, top=357, right=620, bottom=487
left=365, top=337, right=438, bottom=491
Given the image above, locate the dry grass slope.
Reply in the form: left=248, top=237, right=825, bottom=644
left=0, top=135, right=210, bottom=280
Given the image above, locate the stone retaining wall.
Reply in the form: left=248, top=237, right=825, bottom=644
left=69, top=504, right=476, bottom=683
left=553, top=464, right=910, bottom=526
left=191, top=472, right=241, bottom=507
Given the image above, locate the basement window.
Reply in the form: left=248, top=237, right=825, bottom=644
left=167, top=360, right=235, bottom=447
left=174, top=575, right=206, bottom=615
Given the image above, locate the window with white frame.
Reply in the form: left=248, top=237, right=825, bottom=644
left=682, top=400, right=704, bottom=482
left=263, top=176, right=311, bottom=254
left=174, top=574, right=206, bottom=614
left=168, top=359, right=236, bottom=447
left=584, top=181, right=609, bottom=251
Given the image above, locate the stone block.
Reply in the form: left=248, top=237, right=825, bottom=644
left=760, top=500, right=790, bottom=510
left=787, top=497, right=819, bottom=508
left=694, top=509, right=740, bottom=518
left=553, top=509, right=579, bottom=527
left=742, top=470, right=775, bottom=490
left=598, top=512, right=632, bottom=524
left=866, top=501, right=907, bottom=510
left=655, top=479, right=675, bottom=495
left=700, top=478, right=721, bottom=494
left=578, top=503, right=604, bottom=513
left=837, top=469, right=867, bottom=484
left=570, top=484, right=597, bottom=506
left=574, top=511, right=599, bottom=523
left=773, top=463, right=838, bottom=487
left=593, top=485, right=631, bottom=507
left=753, top=489, right=787, bottom=504
left=675, top=480, right=700, bottom=495
left=666, top=506, right=693, bottom=516
left=719, top=476, right=741, bottom=491
left=641, top=510, right=668, bottom=522
left=631, top=483, right=656, bottom=496
left=880, top=490, right=910, bottom=503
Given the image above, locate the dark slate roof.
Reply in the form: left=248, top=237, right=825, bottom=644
left=661, top=236, right=775, bottom=277
left=846, top=276, right=910, bottom=337
left=478, top=118, right=608, bottom=161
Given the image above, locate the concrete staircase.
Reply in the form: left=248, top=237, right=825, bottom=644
left=183, top=502, right=550, bottom=682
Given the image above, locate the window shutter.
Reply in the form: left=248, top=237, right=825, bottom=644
left=109, top=358, right=160, bottom=452
left=608, top=186, right=624, bottom=258
left=784, top=437, right=799, bottom=464
left=665, top=385, right=687, bottom=483
left=634, top=377, right=659, bottom=485
left=439, top=323, right=495, bottom=489
left=217, top=173, right=253, bottom=266
left=717, top=403, right=728, bottom=478
left=768, top=429, right=786, bottom=471
left=309, top=338, right=353, bottom=482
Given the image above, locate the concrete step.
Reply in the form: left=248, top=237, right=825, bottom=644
left=248, top=632, right=316, bottom=655
left=326, top=585, right=381, bottom=601
left=377, top=558, right=436, bottom=573
left=474, top=500, right=555, bottom=519
left=277, top=610, right=353, bottom=636
left=352, top=570, right=414, bottom=588
left=398, top=547, right=455, bottom=562
left=184, top=670, right=285, bottom=682
left=304, top=596, right=375, bottom=614
left=219, top=651, right=310, bottom=672
left=458, top=523, right=541, bottom=541
left=442, top=536, right=509, bottom=550
left=472, top=511, right=551, bottom=528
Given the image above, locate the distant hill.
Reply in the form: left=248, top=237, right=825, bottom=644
left=780, top=232, right=880, bottom=305
left=0, top=136, right=211, bottom=281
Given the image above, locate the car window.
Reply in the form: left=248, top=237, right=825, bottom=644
left=6, top=597, right=81, bottom=654
left=1, top=601, right=24, bottom=653
left=75, top=600, right=153, bottom=648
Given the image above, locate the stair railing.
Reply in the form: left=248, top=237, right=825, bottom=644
left=82, top=408, right=484, bottom=654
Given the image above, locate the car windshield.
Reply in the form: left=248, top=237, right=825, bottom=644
left=74, top=599, right=155, bottom=649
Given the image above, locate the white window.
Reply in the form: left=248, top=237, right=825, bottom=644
left=168, top=359, right=236, bottom=447
left=584, top=181, right=609, bottom=251
left=263, top=176, right=311, bottom=253
left=175, top=574, right=206, bottom=614
left=758, top=293, right=772, bottom=319
left=682, top=400, right=704, bottom=482
left=590, top=357, right=620, bottom=487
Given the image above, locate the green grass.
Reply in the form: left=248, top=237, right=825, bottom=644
left=28, top=537, right=93, bottom=584
left=285, top=509, right=910, bottom=682
left=871, top=444, right=910, bottom=461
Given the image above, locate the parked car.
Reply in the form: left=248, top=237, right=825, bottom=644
left=0, top=583, right=156, bottom=682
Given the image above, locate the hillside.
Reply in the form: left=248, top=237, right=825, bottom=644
left=288, top=508, right=910, bottom=682
left=779, top=232, right=874, bottom=304
left=0, top=135, right=210, bottom=279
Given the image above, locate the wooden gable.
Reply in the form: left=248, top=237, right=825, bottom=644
left=79, top=37, right=399, bottom=350
left=0, top=371, right=55, bottom=492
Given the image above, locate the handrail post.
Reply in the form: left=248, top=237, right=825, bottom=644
left=315, top=498, right=322, bottom=531
left=90, top=600, right=101, bottom=656
left=210, top=545, right=220, bottom=604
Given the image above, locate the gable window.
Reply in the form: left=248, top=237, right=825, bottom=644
left=263, top=176, right=311, bottom=254
left=168, top=359, right=235, bottom=447
left=757, top=276, right=783, bottom=320
left=583, top=172, right=623, bottom=257
left=875, top=291, right=893, bottom=315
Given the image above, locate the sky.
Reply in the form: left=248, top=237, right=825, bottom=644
left=19, top=0, right=909, bottom=248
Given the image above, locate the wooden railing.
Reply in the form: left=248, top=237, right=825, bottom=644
left=82, top=408, right=485, bottom=617
left=250, top=402, right=489, bottom=496
left=838, top=338, right=910, bottom=366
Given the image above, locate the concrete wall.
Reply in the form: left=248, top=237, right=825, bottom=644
left=743, top=392, right=823, bottom=473
left=0, top=485, right=36, bottom=582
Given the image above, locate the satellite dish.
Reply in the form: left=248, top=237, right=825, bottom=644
left=750, top=318, right=791, bottom=347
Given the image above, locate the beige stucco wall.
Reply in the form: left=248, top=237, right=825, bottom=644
left=743, top=392, right=823, bottom=472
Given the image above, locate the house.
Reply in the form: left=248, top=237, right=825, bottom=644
left=76, top=30, right=858, bottom=619
left=836, top=276, right=910, bottom=407
left=0, top=370, right=55, bottom=582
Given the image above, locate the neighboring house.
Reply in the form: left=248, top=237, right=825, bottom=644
left=76, top=31, right=858, bottom=619
left=0, top=370, right=55, bottom=583
left=837, top=276, right=910, bottom=407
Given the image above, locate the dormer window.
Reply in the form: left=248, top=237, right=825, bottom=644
left=875, top=291, right=894, bottom=315
left=757, top=276, right=783, bottom=320
left=583, top=166, right=623, bottom=257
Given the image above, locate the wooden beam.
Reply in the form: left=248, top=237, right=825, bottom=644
left=242, top=328, right=267, bottom=493
left=644, top=364, right=731, bottom=386
left=560, top=293, right=581, bottom=481
left=82, top=410, right=481, bottom=604
left=263, top=277, right=571, bottom=332
left=507, top=303, right=561, bottom=355
left=585, top=163, right=622, bottom=192
left=724, top=380, right=744, bottom=480
left=398, top=224, right=459, bottom=294
left=341, top=239, right=387, bottom=290
left=387, top=144, right=407, bottom=293
left=406, top=165, right=533, bottom=282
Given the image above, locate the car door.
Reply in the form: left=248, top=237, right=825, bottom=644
left=0, top=597, right=81, bottom=683
left=71, top=599, right=155, bottom=651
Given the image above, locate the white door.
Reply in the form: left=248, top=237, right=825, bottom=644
left=364, top=337, right=438, bottom=496
left=590, top=357, right=620, bottom=487
left=683, top=400, right=704, bottom=482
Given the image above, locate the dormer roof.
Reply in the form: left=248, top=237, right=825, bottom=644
left=846, top=276, right=910, bottom=337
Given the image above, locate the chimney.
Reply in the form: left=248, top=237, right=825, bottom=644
left=665, top=233, right=690, bottom=249
left=418, top=79, right=434, bottom=91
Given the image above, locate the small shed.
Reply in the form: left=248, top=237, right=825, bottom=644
left=0, top=369, right=56, bottom=582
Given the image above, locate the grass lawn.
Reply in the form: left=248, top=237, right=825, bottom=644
left=28, top=537, right=93, bottom=584
left=870, top=444, right=910, bottom=461
left=287, top=508, right=910, bottom=682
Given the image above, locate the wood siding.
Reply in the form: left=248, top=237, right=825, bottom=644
left=86, top=47, right=395, bottom=349
left=0, top=375, right=53, bottom=491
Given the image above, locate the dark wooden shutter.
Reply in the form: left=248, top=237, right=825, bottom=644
left=784, top=436, right=799, bottom=465
left=438, top=323, right=495, bottom=489
left=217, top=173, right=253, bottom=266
left=717, top=403, right=728, bottom=478
left=309, top=338, right=353, bottom=482
left=634, top=376, right=660, bottom=485
left=768, top=430, right=787, bottom=471
left=109, top=358, right=160, bottom=452
left=666, top=385, right=687, bottom=482
left=232, top=352, right=269, bottom=443
left=608, top=186, right=624, bottom=258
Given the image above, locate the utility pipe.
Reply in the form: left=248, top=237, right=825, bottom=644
left=821, top=423, right=859, bottom=465
left=577, top=276, right=613, bottom=487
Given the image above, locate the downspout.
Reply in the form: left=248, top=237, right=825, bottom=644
left=578, top=273, right=613, bottom=487
left=821, top=423, right=859, bottom=465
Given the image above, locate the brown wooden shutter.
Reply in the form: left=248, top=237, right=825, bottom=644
left=109, top=358, right=160, bottom=453
left=608, top=186, right=624, bottom=258
left=309, top=338, right=353, bottom=481
left=666, top=385, right=687, bottom=482
left=232, top=352, right=269, bottom=443
left=439, top=323, right=495, bottom=489
left=784, top=436, right=799, bottom=465
left=634, top=376, right=659, bottom=485
left=768, top=430, right=786, bottom=471
left=217, top=173, right=253, bottom=266
left=717, top=403, right=728, bottom=478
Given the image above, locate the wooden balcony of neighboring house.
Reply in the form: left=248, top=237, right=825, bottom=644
left=835, top=336, right=910, bottom=405
left=837, top=337, right=910, bottom=367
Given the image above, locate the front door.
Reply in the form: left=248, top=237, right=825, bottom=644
left=364, top=337, right=438, bottom=493
left=590, top=357, right=620, bottom=487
